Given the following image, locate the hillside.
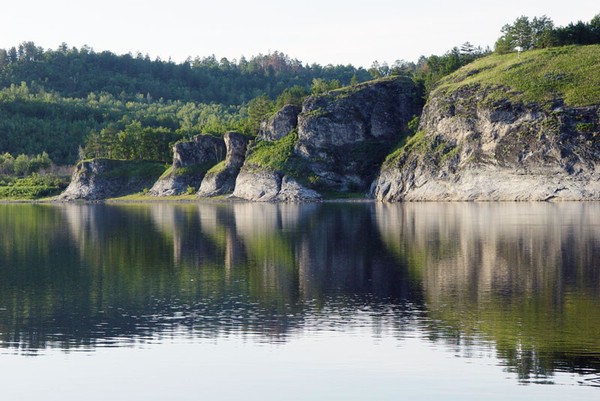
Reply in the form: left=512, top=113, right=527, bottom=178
left=0, top=44, right=371, bottom=166
left=0, top=44, right=370, bottom=103
left=373, top=45, right=600, bottom=201
left=437, top=44, right=600, bottom=107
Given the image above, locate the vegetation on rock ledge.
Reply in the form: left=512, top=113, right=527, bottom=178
left=244, top=132, right=311, bottom=182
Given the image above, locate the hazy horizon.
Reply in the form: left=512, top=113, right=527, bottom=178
left=1, top=0, right=598, bottom=68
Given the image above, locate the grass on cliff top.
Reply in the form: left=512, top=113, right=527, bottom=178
left=383, top=130, right=428, bottom=166
left=436, top=44, right=600, bottom=107
left=245, top=133, right=296, bottom=170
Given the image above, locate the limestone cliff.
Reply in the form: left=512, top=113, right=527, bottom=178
left=149, top=135, right=225, bottom=196
left=233, top=169, right=321, bottom=202
left=296, top=77, right=420, bottom=192
left=198, top=132, right=250, bottom=197
left=233, top=77, right=420, bottom=201
left=57, top=159, right=165, bottom=200
left=258, top=104, right=300, bottom=141
left=58, top=47, right=600, bottom=203
left=232, top=131, right=323, bottom=201
left=373, top=46, right=600, bottom=201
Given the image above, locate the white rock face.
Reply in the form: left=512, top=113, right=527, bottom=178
left=198, top=132, right=250, bottom=197
left=258, top=104, right=300, bottom=142
left=232, top=168, right=321, bottom=202
left=277, top=176, right=322, bottom=202
left=372, top=86, right=600, bottom=201
left=148, top=176, right=181, bottom=197
left=57, top=159, right=163, bottom=201
left=374, top=166, right=600, bottom=201
left=232, top=169, right=281, bottom=201
left=149, top=134, right=225, bottom=196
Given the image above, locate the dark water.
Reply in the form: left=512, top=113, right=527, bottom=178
left=0, top=202, right=598, bottom=400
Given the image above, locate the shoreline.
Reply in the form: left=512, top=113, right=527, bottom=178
left=0, top=193, right=371, bottom=204
left=3, top=195, right=600, bottom=205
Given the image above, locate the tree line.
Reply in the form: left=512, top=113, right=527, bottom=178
left=367, top=42, right=490, bottom=97
left=0, top=77, right=341, bottom=165
left=0, top=45, right=370, bottom=104
left=495, top=14, right=600, bottom=53
left=0, top=151, right=52, bottom=176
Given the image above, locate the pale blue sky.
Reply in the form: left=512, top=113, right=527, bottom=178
left=1, top=0, right=598, bottom=67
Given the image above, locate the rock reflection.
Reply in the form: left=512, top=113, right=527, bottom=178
left=0, top=202, right=599, bottom=383
left=375, top=202, right=600, bottom=380
left=0, top=202, right=417, bottom=353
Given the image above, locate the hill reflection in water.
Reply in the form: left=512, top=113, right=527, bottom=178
left=0, top=202, right=598, bottom=383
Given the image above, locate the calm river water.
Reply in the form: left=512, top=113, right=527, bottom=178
left=0, top=202, right=598, bottom=400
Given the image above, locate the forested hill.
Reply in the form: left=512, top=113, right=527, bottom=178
left=0, top=43, right=376, bottom=165
left=0, top=43, right=370, bottom=104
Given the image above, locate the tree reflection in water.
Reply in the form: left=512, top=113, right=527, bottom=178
left=0, top=202, right=598, bottom=383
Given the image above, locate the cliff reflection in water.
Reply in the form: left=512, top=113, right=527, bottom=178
left=0, top=202, right=598, bottom=382
left=376, top=202, right=600, bottom=382
left=0, top=203, right=418, bottom=353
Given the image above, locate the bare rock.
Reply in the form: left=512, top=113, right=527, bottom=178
left=57, top=159, right=165, bottom=201
left=258, top=104, right=300, bottom=141
left=232, top=167, right=321, bottom=202
left=149, top=135, right=225, bottom=196
left=232, top=168, right=282, bottom=201
left=198, top=132, right=250, bottom=197
left=372, top=85, right=600, bottom=201
left=278, top=176, right=322, bottom=202
left=295, top=77, right=420, bottom=192
left=235, top=77, right=420, bottom=200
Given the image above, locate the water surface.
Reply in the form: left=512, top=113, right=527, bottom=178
left=0, top=202, right=598, bottom=400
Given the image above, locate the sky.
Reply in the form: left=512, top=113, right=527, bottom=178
left=1, top=0, right=598, bottom=68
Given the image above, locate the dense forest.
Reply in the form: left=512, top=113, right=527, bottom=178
left=0, top=49, right=376, bottom=166
left=0, top=13, right=598, bottom=173
left=0, top=47, right=372, bottom=104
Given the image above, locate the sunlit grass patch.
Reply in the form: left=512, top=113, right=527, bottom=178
left=436, top=45, right=600, bottom=107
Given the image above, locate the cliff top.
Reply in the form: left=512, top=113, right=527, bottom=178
left=435, top=44, right=600, bottom=107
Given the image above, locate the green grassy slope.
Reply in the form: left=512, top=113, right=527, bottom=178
left=436, top=44, right=600, bottom=107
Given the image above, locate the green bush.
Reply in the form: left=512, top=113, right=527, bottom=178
left=99, top=160, right=167, bottom=180
left=245, top=131, right=313, bottom=185
left=576, top=122, right=595, bottom=133
left=0, top=186, right=60, bottom=199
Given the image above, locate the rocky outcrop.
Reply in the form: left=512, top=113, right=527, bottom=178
left=295, top=77, right=420, bottom=192
left=232, top=77, right=421, bottom=202
left=198, top=132, right=250, bottom=197
left=57, top=159, right=165, bottom=200
left=372, top=85, right=600, bottom=201
left=149, top=135, right=225, bottom=196
left=172, top=134, right=226, bottom=168
left=258, top=104, right=300, bottom=141
left=232, top=168, right=321, bottom=202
